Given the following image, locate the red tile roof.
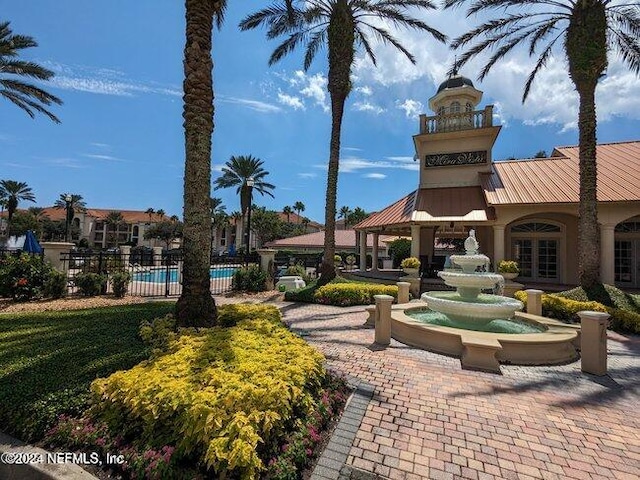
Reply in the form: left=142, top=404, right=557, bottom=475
left=266, top=229, right=395, bottom=249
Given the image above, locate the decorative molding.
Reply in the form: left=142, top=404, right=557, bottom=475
left=425, top=150, right=487, bottom=168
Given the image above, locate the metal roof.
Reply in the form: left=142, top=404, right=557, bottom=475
left=482, top=141, right=640, bottom=204
left=266, top=229, right=395, bottom=249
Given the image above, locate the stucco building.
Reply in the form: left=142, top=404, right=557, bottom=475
left=353, top=75, right=640, bottom=288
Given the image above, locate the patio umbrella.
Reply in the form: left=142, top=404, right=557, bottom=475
left=22, top=230, right=43, bottom=254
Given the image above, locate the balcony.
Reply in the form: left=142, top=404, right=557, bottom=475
left=419, top=105, right=494, bottom=135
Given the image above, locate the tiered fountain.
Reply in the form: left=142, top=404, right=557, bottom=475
left=389, top=230, right=579, bottom=372
left=419, top=230, right=526, bottom=332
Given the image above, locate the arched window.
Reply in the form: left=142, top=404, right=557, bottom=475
left=465, top=102, right=473, bottom=112
left=450, top=101, right=461, bottom=113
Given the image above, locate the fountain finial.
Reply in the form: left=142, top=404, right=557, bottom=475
left=464, top=229, right=479, bottom=255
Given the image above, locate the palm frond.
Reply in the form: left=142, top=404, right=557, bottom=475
left=0, top=89, right=60, bottom=123
left=304, top=30, right=326, bottom=70
left=269, top=32, right=308, bottom=65
left=0, top=79, right=62, bottom=105
left=354, top=28, right=377, bottom=66
left=360, top=22, right=416, bottom=63
left=609, top=28, right=640, bottom=74
left=522, top=32, right=563, bottom=100
left=607, top=6, right=640, bottom=38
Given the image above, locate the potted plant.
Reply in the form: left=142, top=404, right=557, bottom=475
left=401, top=257, right=421, bottom=277
left=498, top=260, right=519, bottom=280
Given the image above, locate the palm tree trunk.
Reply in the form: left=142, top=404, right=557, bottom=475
left=318, top=0, right=354, bottom=285
left=176, top=0, right=217, bottom=326
left=577, top=86, right=600, bottom=289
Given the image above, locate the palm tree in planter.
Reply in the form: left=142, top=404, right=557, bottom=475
left=241, top=0, right=445, bottom=284
left=339, top=206, right=352, bottom=229
left=214, top=154, right=276, bottom=232
left=445, top=0, right=640, bottom=290
left=105, top=211, right=125, bottom=248
left=283, top=205, right=293, bottom=223
left=54, top=193, right=86, bottom=242
left=0, top=21, right=63, bottom=123
left=0, top=180, right=36, bottom=239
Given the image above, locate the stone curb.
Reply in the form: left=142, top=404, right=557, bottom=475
left=310, top=381, right=375, bottom=480
left=0, top=431, right=97, bottom=480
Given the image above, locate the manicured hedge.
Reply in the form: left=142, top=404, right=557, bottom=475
left=314, top=283, right=398, bottom=306
left=90, top=304, right=328, bottom=478
left=515, top=290, right=640, bottom=334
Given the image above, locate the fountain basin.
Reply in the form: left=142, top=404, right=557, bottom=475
left=438, top=270, right=504, bottom=290
left=389, top=304, right=580, bottom=372
left=420, top=291, right=523, bottom=324
left=450, top=253, right=490, bottom=273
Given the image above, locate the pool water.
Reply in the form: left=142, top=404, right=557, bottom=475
left=407, top=309, right=545, bottom=334
left=133, top=267, right=238, bottom=283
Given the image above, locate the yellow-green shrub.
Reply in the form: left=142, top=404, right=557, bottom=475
left=515, top=290, right=640, bottom=334
left=91, top=304, right=325, bottom=479
left=314, top=283, right=398, bottom=306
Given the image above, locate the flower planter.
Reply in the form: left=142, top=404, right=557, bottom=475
left=403, top=268, right=420, bottom=277
left=501, top=272, right=519, bottom=281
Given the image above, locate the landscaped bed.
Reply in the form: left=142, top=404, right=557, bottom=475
left=0, top=301, right=349, bottom=479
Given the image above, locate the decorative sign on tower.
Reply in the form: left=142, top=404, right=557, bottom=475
left=425, top=150, right=488, bottom=168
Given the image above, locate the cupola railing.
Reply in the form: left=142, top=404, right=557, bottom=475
left=419, top=105, right=494, bottom=134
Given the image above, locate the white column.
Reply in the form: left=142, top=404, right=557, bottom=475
left=493, top=224, right=506, bottom=268
left=359, top=231, right=367, bottom=271
left=372, top=233, right=379, bottom=271
left=600, top=224, right=615, bottom=285
left=411, top=225, right=421, bottom=258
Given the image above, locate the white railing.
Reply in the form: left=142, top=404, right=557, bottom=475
left=420, top=105, right=494, bottom=134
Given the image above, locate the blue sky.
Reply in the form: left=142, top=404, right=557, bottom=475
left=2, top=1, right=640, bottom=223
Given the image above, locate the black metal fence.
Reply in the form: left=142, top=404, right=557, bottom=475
left=61, top=251, right=259, bottom=297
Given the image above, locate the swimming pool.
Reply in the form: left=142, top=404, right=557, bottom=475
left=133, top=266, right=238, bottom=283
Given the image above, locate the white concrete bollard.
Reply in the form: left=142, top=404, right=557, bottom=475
left=397, top=282, right=411, bottom=304
left=525, top=289, right=544, bottom=316
left=374, top=294, right=394, bottom=346
left=578, top=311, right=610, bottom=376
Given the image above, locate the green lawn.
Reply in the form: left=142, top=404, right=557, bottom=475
left=0, top=302, right=174, bottom=441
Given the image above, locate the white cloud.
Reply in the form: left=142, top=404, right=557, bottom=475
left=219, top=96, right=282, bottom=113
left=364, top=173, right=387, bottom=179
left=212, top=164, right=225, bottom=172
left=356, top=86, right=373, bottom=96
left=397, top=99, right=423, bottom=119
left=42, top=157, right=85, bottom=169
left=315, top=155, right=419, bottom=173
left=349, top=10, right=640, bottom=131
left=300, top=73, right=329, bottom=112
left=277, top=92, right=305, bottom=110
left=385, top=156, right=415, bottom=163
left=83, top=154, right=125, bottom=162
left=298, top=172, right=317, bottom=178
left=90, top=142, right=111, bottom=148
left=342, top=147, right=363, bottom=152
left=42, top=61, right=181, bottom=97
left=353, top=101, right=385, bottom=115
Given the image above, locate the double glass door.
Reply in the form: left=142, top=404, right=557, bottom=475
left=615, top=239, right=640, bottom=288
left=512, top=239, right=559, bottom=282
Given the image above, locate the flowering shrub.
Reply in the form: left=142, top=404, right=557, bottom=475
left=498, top=260, right=519, bottom=274
left=400, top=257, right=420, bottom=269
left=0, top=253, right=55, bottom=301
left=314, top=283, right=398, bottom=306
left=514, top=290, right=640, bottom=334
left=90, top=304, right=326, bottom=479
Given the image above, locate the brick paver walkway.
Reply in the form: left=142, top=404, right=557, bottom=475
left=217, top=298, right=640, bottom=480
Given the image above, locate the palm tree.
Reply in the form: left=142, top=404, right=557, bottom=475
left=105, top=211, right=125, bottom=248
left=446, top=0, right=640, bottom=290
left=210, top=197, right=228, bottom=254
left=283, top=205, right=293, bottom=223
left=241, top=0, right=446, bottom=284
left=176, top=0, right=227, bottom=327
left=156, top=209, right=166, bottom=220
left=0, top=22, right=63, bottom=123
left=54, top=193, right=86, bottom=242
left=293, top=201, right=305, bottom=223
left=145, top=207, right=155, bottom=223
left=214, top=155, right=276, bottom=217
left=214, top=156, right=275, bottom=261
left=339, top=205, right=352, bottom=229
left=0, top=180, right=36, bottom=238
